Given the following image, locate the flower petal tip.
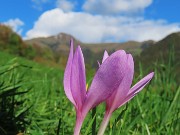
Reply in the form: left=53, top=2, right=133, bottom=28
left=148, top=72, right=155, bottom=79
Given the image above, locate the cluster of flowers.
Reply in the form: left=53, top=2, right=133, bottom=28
left=63, top=40, right=154, bottom=135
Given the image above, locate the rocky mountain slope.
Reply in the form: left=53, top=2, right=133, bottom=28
left=26, top=33, right=155, bottom=67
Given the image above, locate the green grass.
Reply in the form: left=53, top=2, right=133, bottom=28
left=0, top=51, right=179, bottom=135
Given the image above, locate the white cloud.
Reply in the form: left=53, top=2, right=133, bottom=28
left=3, top=18, right=24, bottom=35
left=31, top=0, right=50, bottom=10
left=83, top=0, right=153, bottom=15
left=25, top=8, right=180, bottom=43
left=56, top=0, right=75, bottom=12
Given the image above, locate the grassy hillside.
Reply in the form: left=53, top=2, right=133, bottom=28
left=136, top=32, right=180, bottom=82
left=0, top=52, right=64, bottom=134
left=0, top=24, right=55, bottom=66
left=0, top=51, right=179, bottom=135
left=139, top=32, right=180, bottom=66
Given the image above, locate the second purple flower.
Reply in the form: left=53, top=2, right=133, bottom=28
left=63, top=40, right=129, bottom=135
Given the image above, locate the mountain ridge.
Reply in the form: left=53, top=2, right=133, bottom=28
left=25, top=32, right=155, bottom=58
left=0, top=25, right=179, bottom=75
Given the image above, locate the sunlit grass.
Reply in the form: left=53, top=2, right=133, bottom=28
left=0, top=51, right=179, bottom=135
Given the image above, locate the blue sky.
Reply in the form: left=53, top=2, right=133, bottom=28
left=0, top=0, right=180, bottom=43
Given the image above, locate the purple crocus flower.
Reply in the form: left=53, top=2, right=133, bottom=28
left=97, top=51, right=154, bottom=135
left=63, top=40, right=129, bottom=135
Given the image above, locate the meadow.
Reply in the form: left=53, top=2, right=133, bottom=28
left=0, top=51, right=179, bottom=135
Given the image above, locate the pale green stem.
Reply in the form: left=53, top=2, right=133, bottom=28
left=97, top=111, right=112, bottom=135
left=74, top=113, right=85, bottom=135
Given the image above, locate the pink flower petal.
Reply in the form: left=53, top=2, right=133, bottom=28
left=83, top=50, right=127, bottom=114
left=128, top=72, right=154, bottom=95
left=106, top=54, right=134, bottom=112
left=71, top=46, right=87, bottom=109
left=118, top=72, right=154, bottom=108
left=98, top=51, right=109, bottom=67
left=63, top=39, right=76, bottom=106
left=97, top=60, right=101, bottom=67
left=102, top=50, right=109, bottom=63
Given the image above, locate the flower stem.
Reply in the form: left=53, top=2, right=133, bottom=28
left=97, top=111, right=112, bottom=135
left=74, top=113, right=84, bottom=135
left=92, top=107, right=96, bottom=134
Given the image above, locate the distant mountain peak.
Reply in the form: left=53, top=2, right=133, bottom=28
left=52, top=32, right=76, bottom=41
